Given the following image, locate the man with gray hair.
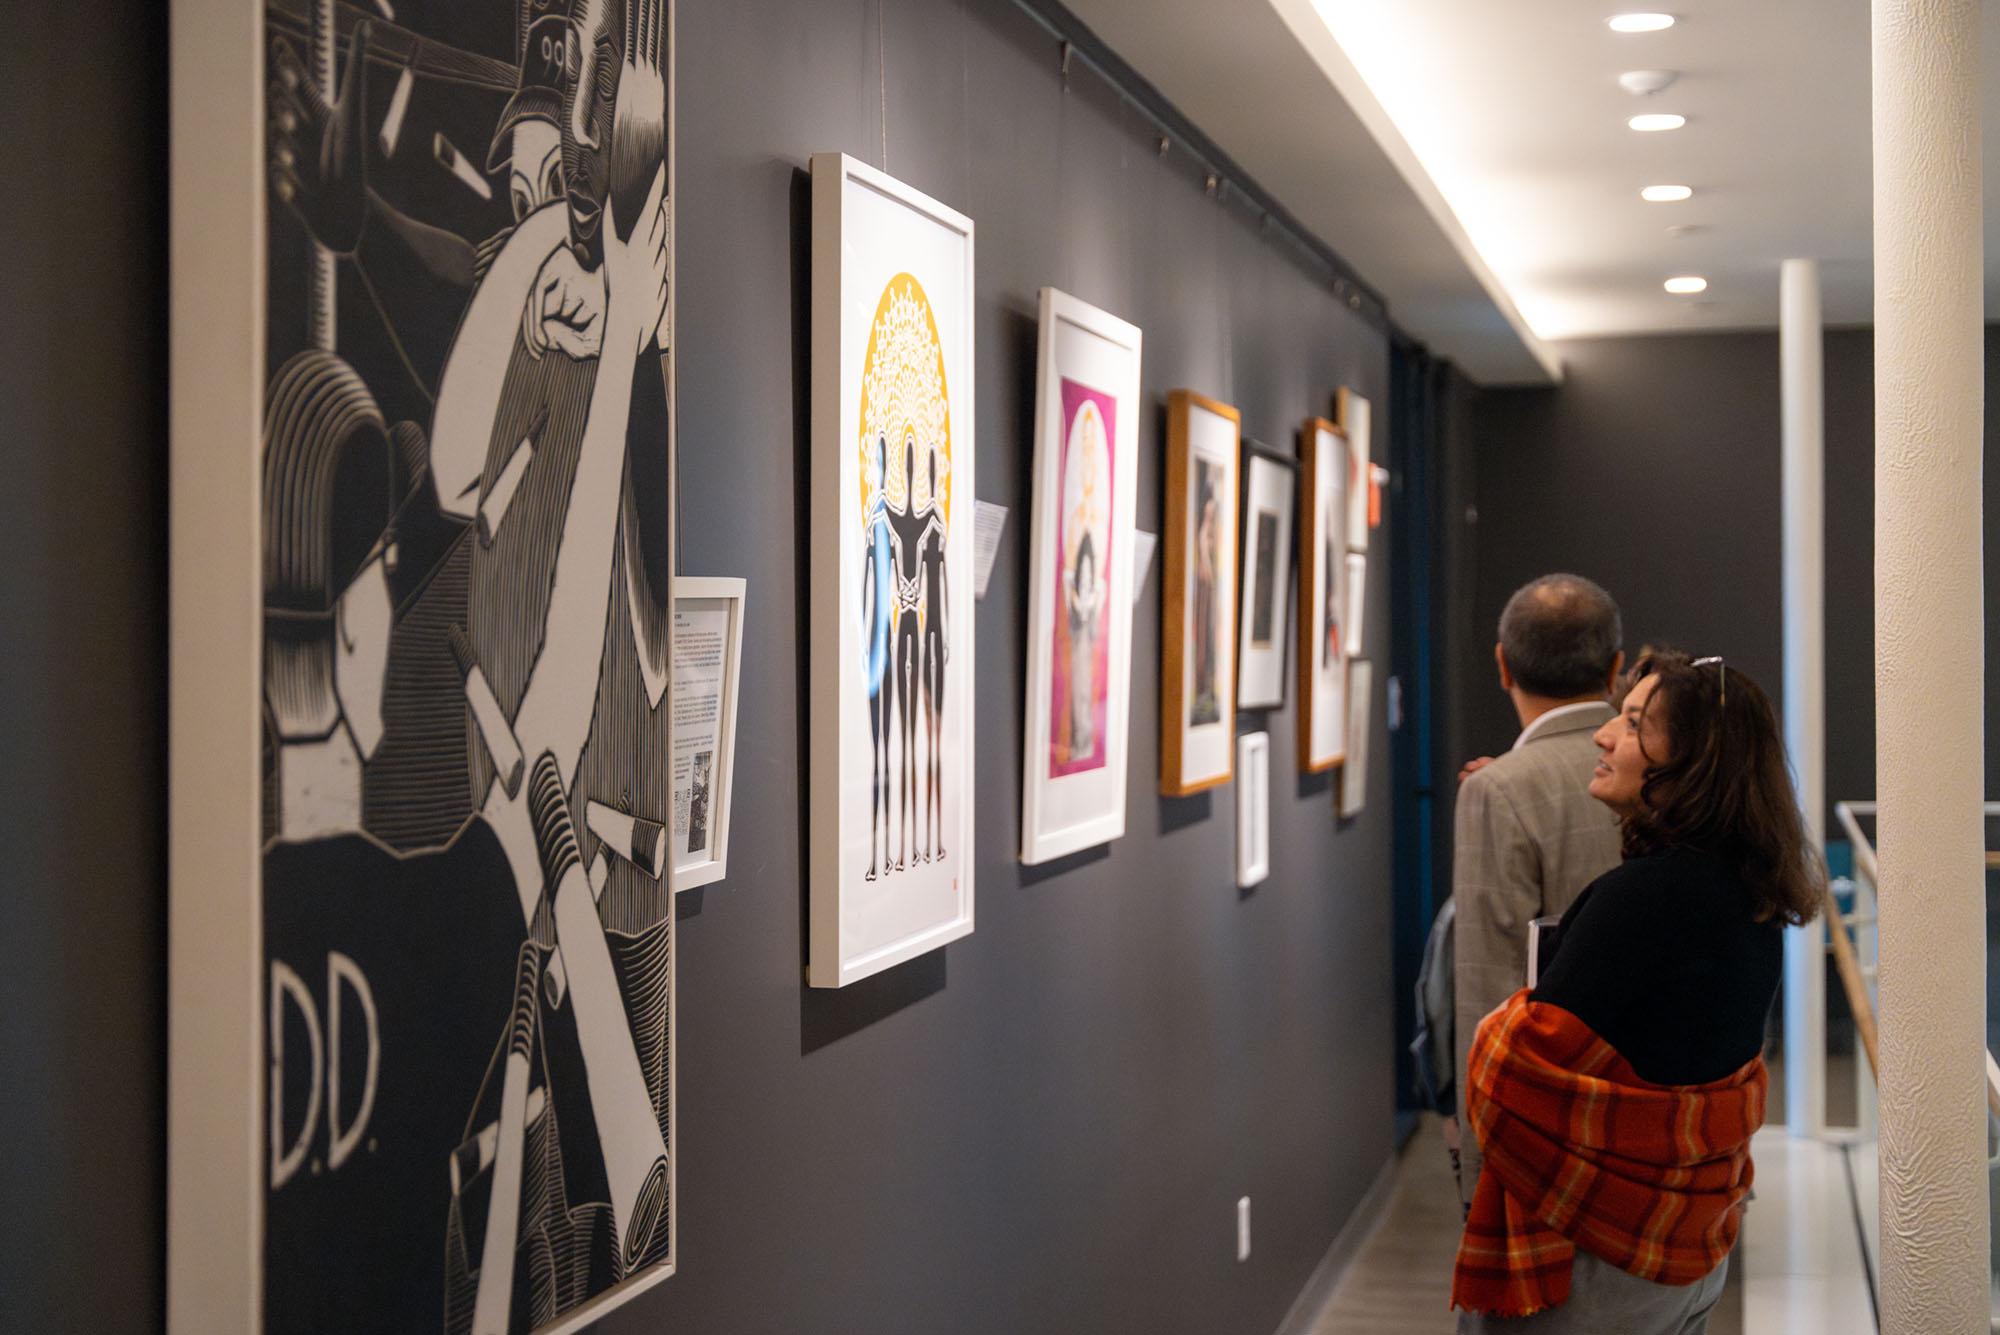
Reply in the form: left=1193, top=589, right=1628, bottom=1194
left=1449, top=573, right=1626, bottom=1210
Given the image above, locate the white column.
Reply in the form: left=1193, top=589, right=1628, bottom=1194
left=1780, top=258, right=1827, bottom=1138
left=1873, top=0, right=1987, bottom=1330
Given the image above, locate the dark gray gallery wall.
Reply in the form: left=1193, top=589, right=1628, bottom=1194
left=627, top=2, right=1395, bottom=1331
left=0, top=4, right=168, bottom=1334
left=2, top=1, right=1402, bottom=1332
left=1462, top=328, right=2000, bottom=832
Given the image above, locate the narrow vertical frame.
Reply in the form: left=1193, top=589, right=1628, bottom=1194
left=1296, top=416, right=1350, bottom=774
left=1341, top=658, right=1373, bottom=819
left=1236, top=731, right=1271, bottom=888
left=1337, top=387, right=1372, bottom=553
left=1160, top=389, right=1241, bottom=796
left=1234, top=442, right=1298, bottom=711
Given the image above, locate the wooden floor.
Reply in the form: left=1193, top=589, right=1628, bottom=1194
left=1297, top=1115, right=1742, bottom=1335
left=1299, top=1116, right=1462, bottom=1334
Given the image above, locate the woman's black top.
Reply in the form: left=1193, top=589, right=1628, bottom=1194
left=1530, top=846, right=1782, bottom=1086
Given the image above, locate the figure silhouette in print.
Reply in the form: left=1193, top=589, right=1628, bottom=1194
left=917, top=445, right=950, bottom=861
left=255, top=2, right=677, bottom=1331
left=1323, top=531, right=1341, bottom=670
left=885, top=434, right=930, bottom=868
left=861, top=435, right=894, bottom=879
left=1066, top=532, right=1101, bottom=757
left=1190, top=465, right=1221, bottom=725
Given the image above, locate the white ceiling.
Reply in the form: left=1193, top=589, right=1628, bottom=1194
left=1063, top=0, right=2000, bottom=387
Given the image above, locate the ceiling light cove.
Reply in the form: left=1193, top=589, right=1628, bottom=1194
left=1629, top=113, right=1687, bottom=132
left=1664, top=276, right=1708, bottom=294
left=1609, top=12, right=1677, bottom=33
left=1641, top=184, right=1694, bottom=202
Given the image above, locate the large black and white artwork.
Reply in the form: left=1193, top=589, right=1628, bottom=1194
left=255, top=0, right=675, bottom=1330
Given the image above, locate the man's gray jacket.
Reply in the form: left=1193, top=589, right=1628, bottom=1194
left=1450, top=702, right=1622, bottom=1210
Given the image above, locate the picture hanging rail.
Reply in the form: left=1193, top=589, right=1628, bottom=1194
left=808, top=152, right=977, bottom=988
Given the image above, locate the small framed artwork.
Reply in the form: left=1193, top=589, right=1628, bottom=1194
left=670, top=579, right=746, bottom=892
left=1296, top=417, right=1350, bottom=773
left=809, top=153, right=976, bottom=987
left=1344, top=552, right=1369, bottom=658
left=1341, top=658, right=1373, bottom=819
left=1162, top=390, right=1241, bottom=796
left=1338, top=387, right=1373, bottom=552
left=1237, top=731, right=1271, bottom=888
left=1235, top=444, right=1297, bottom=711
left=1020, top=289, right=1143, bottom=865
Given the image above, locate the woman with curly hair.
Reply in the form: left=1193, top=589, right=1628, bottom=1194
left=1453, top=649, right=1823, bottom=1333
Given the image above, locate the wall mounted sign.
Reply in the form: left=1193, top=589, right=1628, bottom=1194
left=670, top=578, right=745, bottom=893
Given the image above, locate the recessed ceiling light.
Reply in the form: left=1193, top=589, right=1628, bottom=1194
left=1641, top=184, right=1693, bottom=202
left=1628, top=113, right=1686, bottom=132
left=1609, top=13, right=1676, bottom=33
left=1664, top=276, right=1707, bottom=294
left=1618, top=69, right=1680, bottom=96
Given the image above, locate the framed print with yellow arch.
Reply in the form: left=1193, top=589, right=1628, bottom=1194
left=809, top=154, right=976, bottom=988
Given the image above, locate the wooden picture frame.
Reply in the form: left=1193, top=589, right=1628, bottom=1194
left=171, top=2, right=680, bottom=1330
left=1296, top=417, right=1350, bottom=773
left=1235, top=442, right=1297, bottom=711
left=1020, top=288, right=1143, bottom=865
left=670, top=578, right=746, bottom=893
left=808, top=153, right=976, bottom=987
left=1161, top=390, right=1240, bottom=796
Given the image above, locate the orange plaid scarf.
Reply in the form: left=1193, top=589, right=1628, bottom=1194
left=1450, top=989, right=1764, bottom=1318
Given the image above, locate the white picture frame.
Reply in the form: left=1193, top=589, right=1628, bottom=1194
left=171, top=2, right=680, bottom=1330
left=1345, top=551, right=1369, bottom=658
left=1342, top=659, right=1373, bottom=819
left=809, top=153, right=976, bottom=987
left=1237, top=731, right=1271, bottom=888
left=670, top=578, right=746, bottom=892
left=1339, top=387, right=1372, bottom=553
left=1296, top=417, right=1350, bottom=773
left=1161, top=390, right=1241, bottom=796
left=1235, top=445, right=1297, bottom=711
left=1020, top=289, right=1142, bottom=865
